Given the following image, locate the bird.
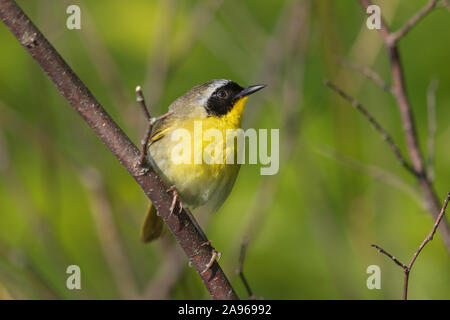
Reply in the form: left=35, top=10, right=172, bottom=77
left=140, top=79, right=265, bottom=242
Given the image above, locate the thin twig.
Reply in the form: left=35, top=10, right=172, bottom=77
left=135, top=85, right=151, bottom=121
left=426, top=78, right=438, bottom=182
left=0, top=0, right=237, bottom=300
left=370, top=244, right=408, bottom=270
left=408, top=192, right=450, bottom=270
left=388, top=0, right=438, bottom=44
left=236, top=237, right=256, bottom=299
left=324, top=80, right=416, bottom=176
left=136, top=86, right=153, bottom=167
left=335, top=56, right=392, bottom=93
left=372, top=192, right=450, bottom=300
left=135, top=86, right=173, bottom=168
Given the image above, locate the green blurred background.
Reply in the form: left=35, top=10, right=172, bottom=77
left=0, top=0, right=449, bottom=299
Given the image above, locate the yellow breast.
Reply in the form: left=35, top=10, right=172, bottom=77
left=149, top=97, right=248, bottom=210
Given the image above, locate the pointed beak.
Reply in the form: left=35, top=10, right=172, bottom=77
left=234, top=84, right=266, bottom=101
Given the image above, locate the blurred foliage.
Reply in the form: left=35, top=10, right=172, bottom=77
left=0, top=0, right=449, bottom=299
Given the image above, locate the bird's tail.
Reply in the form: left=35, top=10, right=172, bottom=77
left=140, top=201, right=164, bottom=242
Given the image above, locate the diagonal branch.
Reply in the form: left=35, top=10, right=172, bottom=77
left=408, top=192, right=450, bottom=270
left=370, top=244, right=408, bottom=270
left=372, top=192, right=450, bottom=299
left=388, top=0, right=438, bottom=44
left=358, top=0, right=450, bottom=253
left=0, top=0, right=237, bottom=300
left=324, top=80, right=416, bottom=176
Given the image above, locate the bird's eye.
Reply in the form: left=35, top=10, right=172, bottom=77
left=216, top=90, right=227, bottom=99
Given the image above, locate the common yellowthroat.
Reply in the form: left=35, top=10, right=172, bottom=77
left=141, top=79, right=265, bottom=242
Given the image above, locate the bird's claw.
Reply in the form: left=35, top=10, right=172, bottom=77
left=200, top=241, right=221, bottom=275
left=167, top=185, right=182, bottom=215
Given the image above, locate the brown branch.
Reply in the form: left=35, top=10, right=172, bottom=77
left=324, top=80, right=416, bottom=176
left=0, top=0, right=237, bottom=300
left=135, top=86, right=153, bottom=167
left=135, top=86, right=173, bottom=167
left=388, top=0, right=438, bottom=44
left=358, top=0, right=450, bottom=252
left=372, top=192, right=450, bottom=299
left=370, top=244, right=408, bottom=270
left=408, top=193, right=450, bottom=269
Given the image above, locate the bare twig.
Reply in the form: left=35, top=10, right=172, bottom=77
left=388, top=0, right=438, bottom=44
left=0, top=0, right=237, bottom=300
left=426, top=78, right=438, bottom=182
left=136, top=86, right=153, bottom=167
left=135, top=86, right=152, bottom=122
left=335, top=56, right=392, bottom=93
left=236, top=238, right=256, bottom=299
left=408, top=193, right=450, bottom=270
left=370, top=244, right=408, bottom=270
left=135, top=86, right=173, bottom=168
left=357, top=0, right=450, bottom=252
left=324, top=80, right=416, bottom=176
left=372, top=192, right=450, bottom=299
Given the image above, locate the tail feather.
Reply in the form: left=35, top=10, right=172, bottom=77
left=140, top=201, right=164, bottom=243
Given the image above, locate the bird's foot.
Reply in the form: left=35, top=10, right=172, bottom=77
left=167, top=185, right=183, bottom=215
left=200, top=240, right=222, bottom=274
